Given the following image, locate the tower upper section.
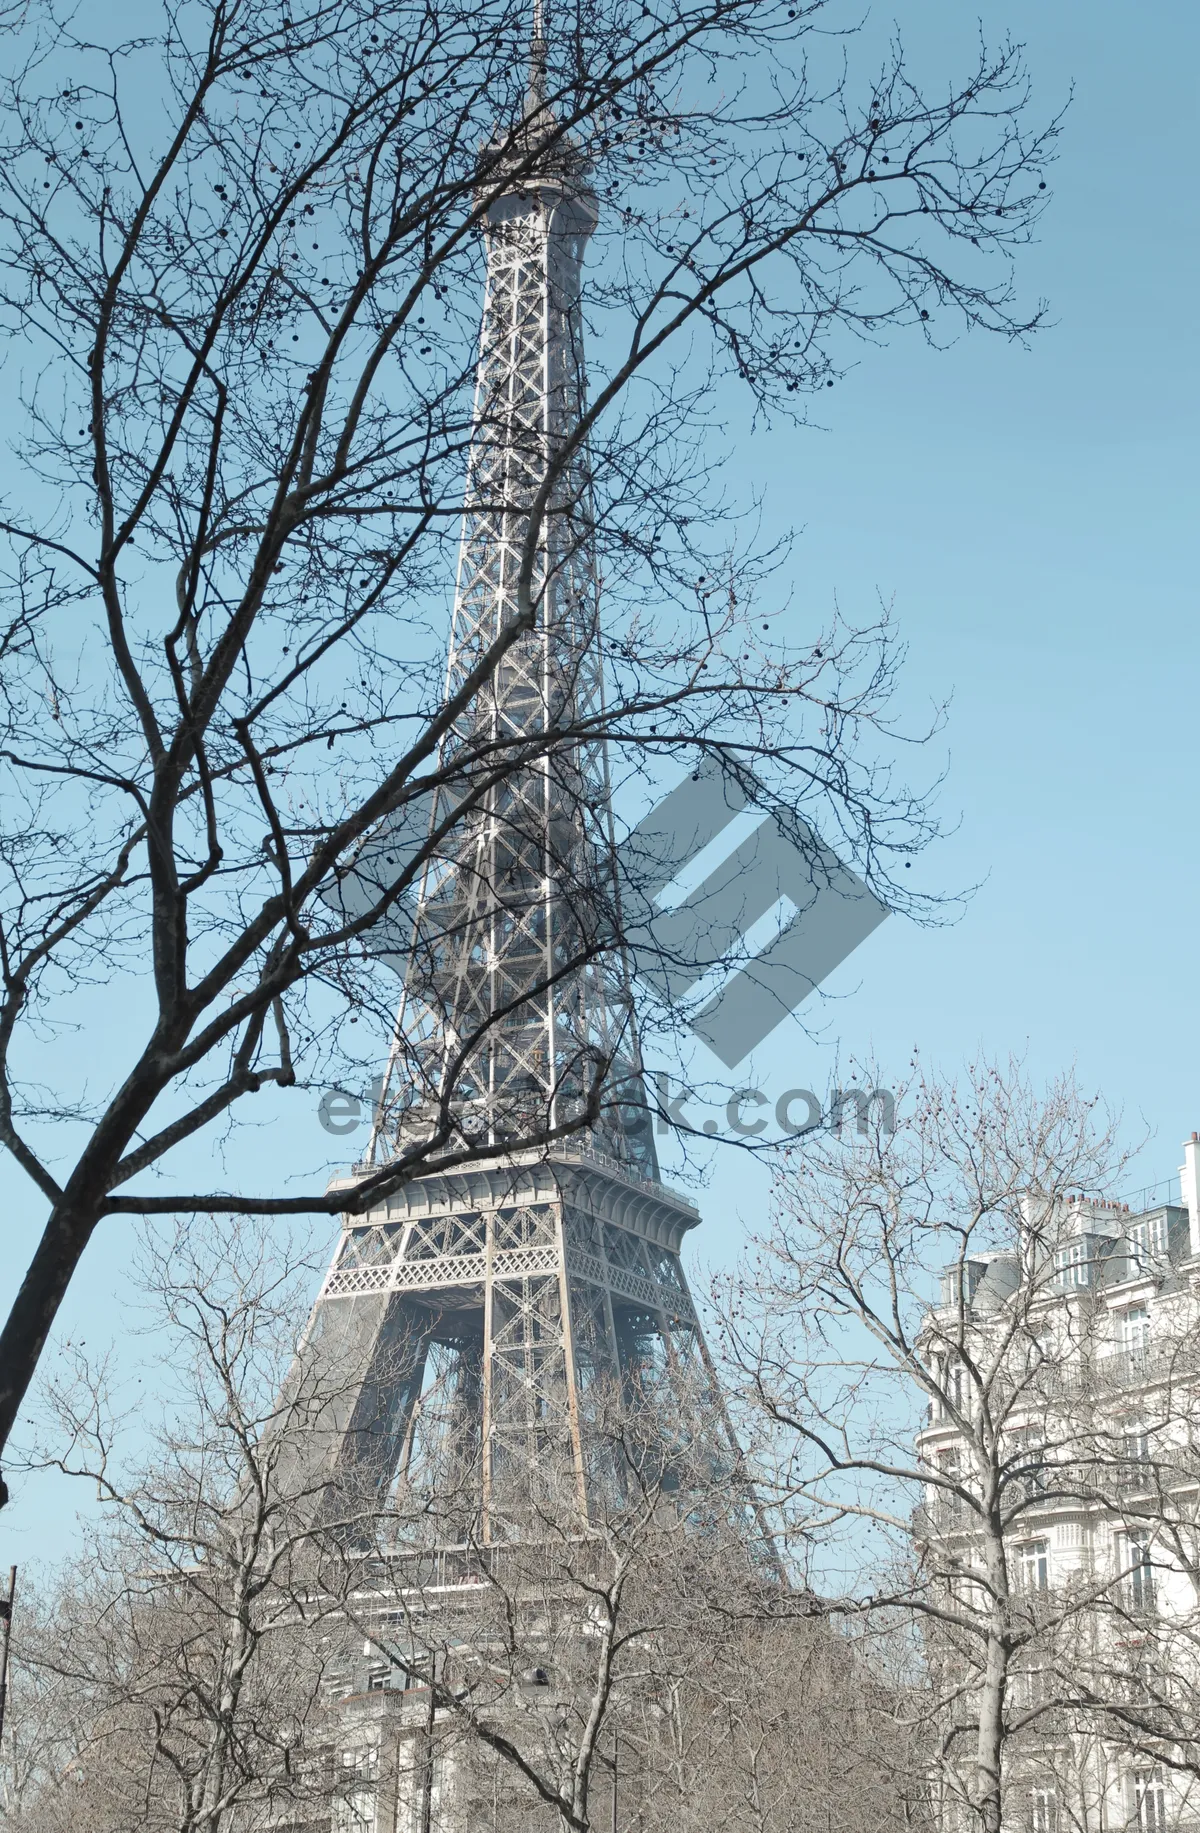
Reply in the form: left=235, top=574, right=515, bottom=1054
left=367, top=61, right=657, bottom=1181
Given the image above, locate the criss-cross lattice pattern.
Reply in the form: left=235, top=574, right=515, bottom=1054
left=309, top=1172, right=725, bottom=1539
left=296, top=106, right=753, bottom=1550
left=368, top=135, right=656, bottom=1180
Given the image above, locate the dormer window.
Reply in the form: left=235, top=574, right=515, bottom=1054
left=1054, top=1238, right=1094, bottom=1290
left=1126, top=1214, right=1168, bottom=1272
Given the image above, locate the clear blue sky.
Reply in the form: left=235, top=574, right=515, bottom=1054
left=749, top=0, right=1200, bottom=1180
left=3, top=0, right=1197, bottom=1560
left=663, top=0, right=1199, bottom=1243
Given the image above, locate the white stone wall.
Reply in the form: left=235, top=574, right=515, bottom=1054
left=915, top=1193, right=1200, bottom=1833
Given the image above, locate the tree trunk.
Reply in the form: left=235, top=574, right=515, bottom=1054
left=975, top=1519, right=1011, bottom=1833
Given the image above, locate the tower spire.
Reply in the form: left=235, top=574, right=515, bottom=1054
left=364, top=52, right=650, bottom=1185
left=526, top=0, right=548, bottom=118
left=293, top=59, right=740, bottom=1544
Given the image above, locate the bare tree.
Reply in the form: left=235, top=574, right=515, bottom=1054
left=627, top=1603, right=921, bottom=1833
left=326, top=1384, right=781, bottom=1833
left=5, top=1279, right=845, bottom=1833
left=1, top=1217, right=423, bottom=1833
left=717, top=1061, right=1147, bottom=1833
left=0, top=0, right=1060, bottom=1482
left=3, top=1209, right=933, bottom=1833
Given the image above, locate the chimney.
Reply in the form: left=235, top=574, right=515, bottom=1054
left=1180, top=1134, right=1200, bottom=1257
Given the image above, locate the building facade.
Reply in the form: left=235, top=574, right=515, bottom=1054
left=915, top=1138, right=1200, bottom=1833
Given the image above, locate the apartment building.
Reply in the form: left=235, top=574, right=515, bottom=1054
left=914, top=1138, right=1200, bottom=1833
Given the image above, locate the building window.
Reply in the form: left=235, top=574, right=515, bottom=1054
left=1120, top=1305, right=1151, bottom=1368
left=935, top=1448, right=965, bottom=1525
left=1122, top=1427, right=1152, bottom=1489
left=944, top=1360, right=970, bottom=1416
left=1127, top=1214, right=1169, bottom=1271
left=1009, top=1426, right=1046, bottom=1501
left=1054, top=1238, right=1093, bottom=1290
left=1124, top=1531, right=1156, bottom=1614
left=1013, top=1667, right=1049, bottom=1709
left=1132, top=1768, right=1167, bottom=1833
left=1030, top=1785, right=1058, bottom=1833
left=1017, top=1539, right=1050, bottom=1595
left=334, top=1745, right=379, bottom=1833
left=1124, top=1427, right=1150, bottom=1464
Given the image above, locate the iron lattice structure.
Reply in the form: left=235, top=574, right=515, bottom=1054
left=302, top=72, right=734, bottom=1542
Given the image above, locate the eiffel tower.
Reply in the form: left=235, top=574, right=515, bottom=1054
left=300, top=17, right=734, bottom=1543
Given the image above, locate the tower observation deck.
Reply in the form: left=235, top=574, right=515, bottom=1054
left=299, top=32, right=735, bottom=1542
